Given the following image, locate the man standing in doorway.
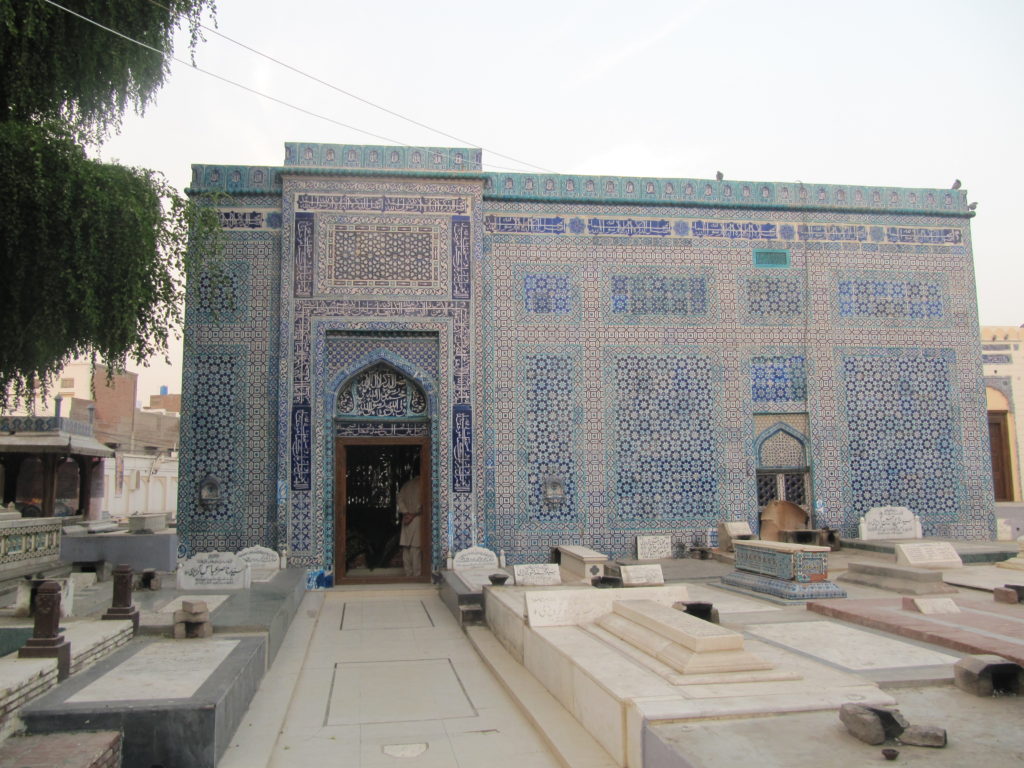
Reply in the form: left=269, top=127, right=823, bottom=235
left=398, top=475, right=421, bottom=577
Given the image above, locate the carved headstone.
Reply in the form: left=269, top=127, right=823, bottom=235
left=620, top=564, right=665, bottom=586
left=895, top=542, right=962, bottom=570
left=452, top=546, right=499, bottom=571
left=177, top=551, right=252, bottom=590
left=237, top=546, right=282, bottom=582
left=512, top=564, right=562, bottom=586
left=858, top=506, right=922, bottom=540
left=636, top=535, right=673, bottom=561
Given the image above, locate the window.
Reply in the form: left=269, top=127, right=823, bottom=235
left=60, top=378, right=74, bottom=388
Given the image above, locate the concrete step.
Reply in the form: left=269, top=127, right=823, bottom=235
left=466, top=625, right=617, bottom=768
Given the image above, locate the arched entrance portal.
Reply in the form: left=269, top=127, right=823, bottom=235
left=333, top=363, right=432, bottom=583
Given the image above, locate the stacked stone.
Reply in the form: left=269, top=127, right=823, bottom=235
left=172, top=599, right=213, bottom=639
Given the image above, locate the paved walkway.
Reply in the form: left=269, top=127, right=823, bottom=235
left=220, top=586, right=562, bottom=768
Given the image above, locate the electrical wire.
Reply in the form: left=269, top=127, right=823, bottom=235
left=38, top=0, right=540, bottom=174
left=144, top=0, right=556, bottom=174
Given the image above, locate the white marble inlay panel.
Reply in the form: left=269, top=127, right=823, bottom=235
left=326, top=658, right=475, bottom=724
left=745, top=621, right=959, bottom=670
left=341, top=600, right=432, bottom=630
left=67, top=640, right=239, bottom=702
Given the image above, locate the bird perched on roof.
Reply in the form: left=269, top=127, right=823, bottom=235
left=951, top=179, right=961, bottom=189
left=968, top=202, right=977, bottom=210
left=715, top=171, right=724, bottom=181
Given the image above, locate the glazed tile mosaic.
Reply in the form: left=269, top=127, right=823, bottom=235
left=179, top=143, right=994, bottom=572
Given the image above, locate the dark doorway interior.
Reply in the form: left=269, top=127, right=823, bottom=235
left=343, top=444, right=421, bottom=576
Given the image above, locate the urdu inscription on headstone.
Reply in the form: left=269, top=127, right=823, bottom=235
left=636, top=535, right=673, bottom=561
left=177, top=552, right=252, bottom=590
left=236, top=546, right=281, bottom=582
left=620, top=564, right=665, bottom=586
left=859, top=506, right=922, bottom=540
left=895, top=542, right=962, bottom=570
left=512, top=564, right=561, bottom=586
left=452, top=546, right=499, bottom=570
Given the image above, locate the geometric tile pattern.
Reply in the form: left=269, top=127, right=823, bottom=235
left=743, top=274, right=803, bottom=322
left=181, top=144, right=993, bottom=575
left=759, top=430, right=807, bottom=468
left=605, top=349, right=721, bottom=528
left=751, top=356, right=807, bottom=402
left=515, top=347, right=581, bottom=528
left=839, top=349, right=962, bottom=535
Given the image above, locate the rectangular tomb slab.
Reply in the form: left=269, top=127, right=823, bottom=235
left=557, top=545, right=608, bottom=581
left=20, top=636, right=265, bottom=768
left=620, top=564, right=665, bottom=586
left=613, top=600, right=743, bottom=652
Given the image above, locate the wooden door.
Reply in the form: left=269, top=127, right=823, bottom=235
left=989, top=413, right=1012, bottom=501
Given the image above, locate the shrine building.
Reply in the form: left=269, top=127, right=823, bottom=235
left=179, top=143, right=994, bottom=582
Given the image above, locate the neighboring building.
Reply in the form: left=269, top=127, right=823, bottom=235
left=1, top=362, right=180, bottom=519
left=180, top=142, right=994, bottom=579
left=981, top=325, right=1024, bottom=502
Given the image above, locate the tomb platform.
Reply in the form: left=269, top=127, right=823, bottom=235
left=132, top=565, right=306, bottom=665
left=721, top=540, right=847, bottom=601
left=841, top=536, right=1019, bottom=564
left=479, top=584, right=891, bottom=767
left=20, top=636, right=265, bottom=768
left=837, top=560, right=959, bottom=595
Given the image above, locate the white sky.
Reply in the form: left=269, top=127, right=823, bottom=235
left=92, top=0, right=1023, bottom=402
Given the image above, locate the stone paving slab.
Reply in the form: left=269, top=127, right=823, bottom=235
left=807, top=595, right=1024, bottom=665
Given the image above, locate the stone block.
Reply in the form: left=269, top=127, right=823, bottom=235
left=182, top=599, right=209, bottom=614
left=128, top=513, right=167, bottom=533
left=173, top=610, right=211, bottom=623
left=993, top=586, right=1019, bottom=603
left=839, top=703, right=885, bottom=745
left=954, top=654, right=1024, bottom=697
left=839, top=560, right=957, bottom=595
left=839, top=704, right=908, bottom=744
left=900, top=596, right=960, bottom=614
left=899, top=724, right=946, bottom=747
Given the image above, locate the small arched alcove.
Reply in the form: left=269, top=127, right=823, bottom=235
left=753, top=423, right=811, bottom=537
left=333, top=361, right=432, bottom=583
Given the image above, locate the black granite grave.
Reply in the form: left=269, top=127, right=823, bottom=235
left=20, top=636, right=265, bottom=768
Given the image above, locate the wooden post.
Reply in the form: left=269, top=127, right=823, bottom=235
left=18, top=581, right=71, bottom=680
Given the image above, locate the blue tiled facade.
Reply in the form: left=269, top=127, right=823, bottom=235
left=179, top=143, right=994, bottom=570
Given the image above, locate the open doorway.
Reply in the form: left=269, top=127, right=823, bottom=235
left=335, top=438, right=430, bottom=582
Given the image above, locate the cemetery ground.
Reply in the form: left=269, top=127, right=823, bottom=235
left=0, top=543, right=1020, bottom=766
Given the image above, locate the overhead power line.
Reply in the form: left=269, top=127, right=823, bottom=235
left=39, top=0, right=543, bottom=174
left=145, top=0, right=555, bottom=174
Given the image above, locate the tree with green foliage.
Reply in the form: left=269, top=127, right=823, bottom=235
left=0, top=0, right=220, bottom=410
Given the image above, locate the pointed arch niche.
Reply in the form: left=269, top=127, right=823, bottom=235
left=753, top=419, right=812, bottom=524
left=332, top=358, right=433, bottom=583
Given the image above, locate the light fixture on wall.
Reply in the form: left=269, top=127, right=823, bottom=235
left=542, top=474, right=566, bottom=507
left=199, top=475, right=222, bottom=508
